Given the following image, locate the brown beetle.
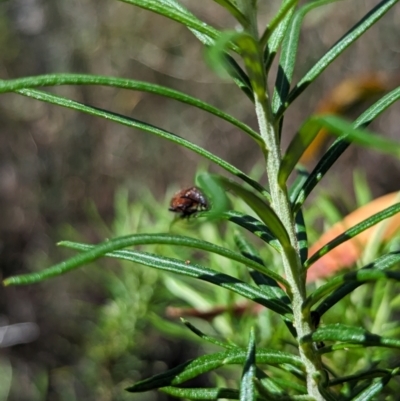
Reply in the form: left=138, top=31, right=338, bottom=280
left=169, top=186, right=208, bottom=218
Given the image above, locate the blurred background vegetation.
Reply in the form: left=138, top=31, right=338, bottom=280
left=0, top=0, right=399, bottom=400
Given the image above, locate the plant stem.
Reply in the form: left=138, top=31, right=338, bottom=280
left=254, top=96, right=325, bottom=400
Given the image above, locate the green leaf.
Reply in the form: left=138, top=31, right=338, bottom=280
left=4, top=233, right=289, bottom=291
left=57, top=242, right=294, bottom=316
left=0, top=74, right=261, bottom=145
left=207, top=31, right=266, bottom=101
left=120, top=0, right=223, bottom=47
left=288, top=166, right=309, bottom=205
left=121, top=0, right=251, bottom=98
left=206, top=172, right=271, bottom=202
left=203, top=174, right=296, bottom=251
left=354, top=86, right=400, bottom=127
left=126, top=348, right=303, bottom=392
left=235, top=34, right=267, bottom=101
left=260, top=0, right=298, bottom=49
left=233, top=232, right=295, bottom=337
left=265, top=378, right=307, bottom=395
left=160, top=386, right=240, bottom=400
left=346, top=368, right=400, bottom=401
left=196, top=172, right=232, bottom=219
left=255, top=367, right=310, bottom=399
left=315, top=251, right=400, bottom=316
left=212, top=0, right=249, bottom=27
left=181, top=319, right=236, bottom=350
left=310, top=116, right=400, bottom=156
left=328, top=368, right=392, bottom=386
left=222, top=210, right=280, bottom=251
left=233, top=231, right=291, bottom=304
left=240, top=328, right=256, bottom=401
left=13, top=88, right=264, bottom=194
left=162, top=385, right=315, bottom=400
left=303, top=323, right=400, bottom=349
left=293, top=85, right=400, bottom=212
left=229, top=193, right=291, bottom=249
left=254, top=367, right=287, bottom=400
left=223, top=54, right=255, bottom=101
left=279, top=115, right=400, bottom=186
left=263, top=0, right=296, bottom=72
left=305, top=202, right=400, bottom=269
left=295, top=209, right=308, bottom=265
left=206, top=31, right=242, bottom=78
left=271, top=0, right=339, bottom=115
left=285, top=0, right=399, bottom=111
left=350, top=375, right=393, bottom=401
left=233, top=231, right=265, bottom=268
left=304, top=269, right=400, bottom=310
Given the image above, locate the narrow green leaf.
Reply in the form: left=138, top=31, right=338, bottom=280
left=303, top=323, right=400, bottom=349
left=280, top=115, right=400, bottom=186
left=223, top=53, right=254, bottom=101
left=0, top=74, right=261, bottom=145
left=260, top=0, right=298, bottom=49
left=354, top=86, right=400, bottom=127
left=271, top=0, right=339, bottom=115
left=162, top=385, right=315, bottom=401
left=160, top=386, right=240, bottom=400
left=212, top=0, right=249, bottom=27
left=240, top=328, right=256, bottom=401
left=235, top=33, right=267, bottom=101
left=263, top=0, right=296, bottom=72
left=254, top=368, right=287, bottom=399
left=206, top=172, right=271, bottom=202
left=207, top=31, right=266, bottom=101
left=254, top=364, right=307, bottom=395
left=328, top=368, right=392, bottom=386
left=122, top=0, right=249, bottom=97
left=181, top=319, right=236, bottom=350
left=228, top=190, right=291, bottom=249
left=196, top=172, right=232, bottom=219
left=14, top=88, right=265, bottom=194
left=305, top=202, right=400, bottom=269
left=288, top=167, right=309, bottom=204
left=350, top=375, right=393, bottom=401
left=126, top=348, right=303, bottom=392
left=285, top=0, right=398, bottom=111
left=309, top=116, right=400, bottom=156
left=293, top=85, right=400, bottom=212
left=295, top=209, right=308, bottom=265
left=56, top=242, right=294, bottom=316
left=233, top=232, right=295, bottom=337
left=120, top=0, right=223, bottom=47
left=304, top=269, right=400, bottom=310
left=206, top=31, right=243, bottom=79
left=318, top=343, right=364, bottom=356
left=316, top=251, right=400, bottom=316
left=204, top=174, right=296, bottom=253
left=222, top=210, right=280, bottom=251
left=233, top=231, right=265, bottom=268
left=4, top=233, right=289, bottom=291
left=265, top=378, right=307, bottom=395
left=234, top=231, right=291, bottom=304
left=231, top=210, right=297, bottom=309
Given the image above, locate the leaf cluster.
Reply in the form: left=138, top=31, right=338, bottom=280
left=1, top=0, right=400, bottom=399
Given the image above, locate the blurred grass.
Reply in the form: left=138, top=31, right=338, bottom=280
left=0, top=1, right=400, bottom=400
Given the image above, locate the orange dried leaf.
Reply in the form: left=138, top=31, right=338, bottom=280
left=307, top=192, right=400, bottom=282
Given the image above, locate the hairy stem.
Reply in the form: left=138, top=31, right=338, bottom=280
left=254, top=96, right=325, bottom=400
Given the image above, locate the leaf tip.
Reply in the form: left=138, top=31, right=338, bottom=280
left=3, top=276, right=17, bottom=287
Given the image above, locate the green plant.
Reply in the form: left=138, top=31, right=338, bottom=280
left=2, top=0, right=400, bottom=399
